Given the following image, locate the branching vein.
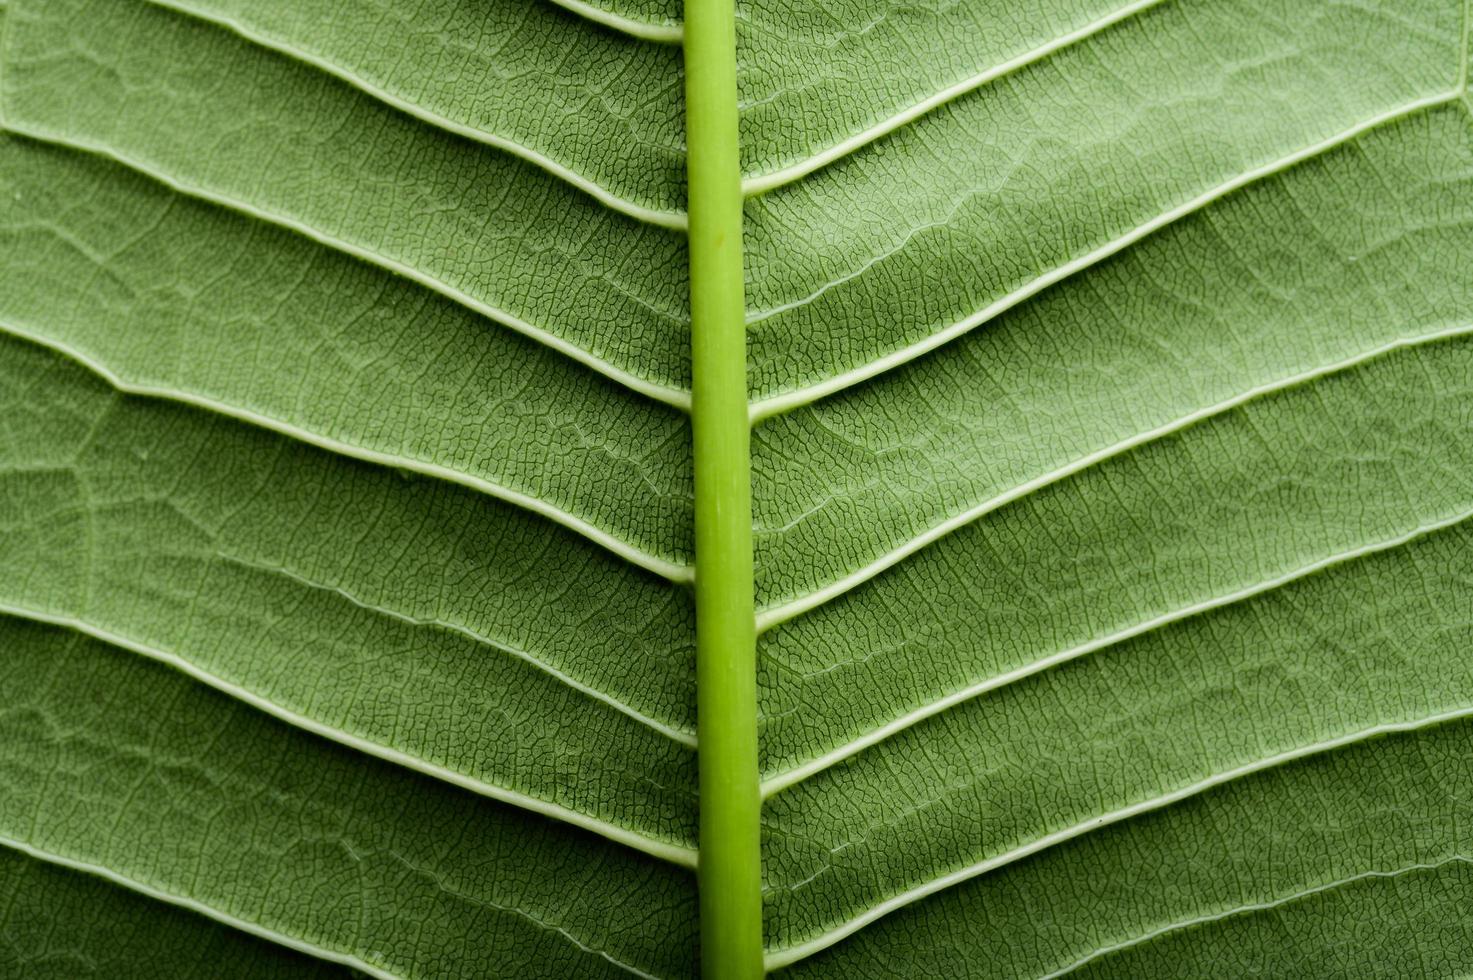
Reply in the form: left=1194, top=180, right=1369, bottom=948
left=761, top=503, right=1473, bottom=795
left=747, top=91, right=1459, bottom=422
left=764, top=705, right=1473, bottom=969
left=141, top=0, right=688, bottom=229
left=2, top=124, right=695, bottom=413
left=756, top=324, right=1473, bottom=632
left=0, top=603, right=700, bottom=867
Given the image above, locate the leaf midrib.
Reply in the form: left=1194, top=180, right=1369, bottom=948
left=11, top=70, right=1455, bottom=616
left=9, top=0, right=1472, bottom=971
left=140, top=0, right=1164, bottom=222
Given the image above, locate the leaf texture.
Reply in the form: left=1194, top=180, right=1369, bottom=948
left=142, top=0, right=688, bottom=223
left=738, top=0, right=1473, bottom=968
left=0, top=847, right=348, bottom=978
left=0, top=330, right=698, bottom=857
left=3, top=0, right=1473, bottom=975
left=0, top=616, right=698, bottom=977
left=4, top=0, right=693, bottom=405
left=779, top=721, right=1473, bottom=976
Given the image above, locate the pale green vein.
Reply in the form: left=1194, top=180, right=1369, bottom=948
left=1041, top=856, right=1473, bottom=979
left=1460, top=0, right=1471, bottom=92
left=0, top=321, right=694, bottom=584
left=0, top=834, right=399, bottom=979
left=756, top=324, right=1473, bottom=632
left=225, top=554, right=697, bottom=745
left=546, top=0, right=682, bottom=44
left=0, top=603, right=700, bottom=868
left=1, top=124, right=695, bottom=413
left=0, top=831, right=667, bottom=979
left=1460, top=0, right=1472, bottom=114
left=763, top=705, right=1473, bottom=969
left=739, top=0, right=1169, bottom=196
left=366, top=851, right=667, bottom=980
left=684, top=0, right=765, bottom=967
left=746, top=91, right=1460, bottom=422
left=140, top=0, right=688, bottom=230
left=760, top=502, right=1473, bottom=796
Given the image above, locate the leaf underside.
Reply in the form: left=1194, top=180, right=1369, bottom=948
left=2, top=0, right=1473, bottom=976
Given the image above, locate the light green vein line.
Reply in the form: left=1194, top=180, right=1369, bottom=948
left=2, top=124, right=695, bottom=413
left=755, top=323, right=1473, bottom=631
left=746, top=91, right=1459, bottom=422
left=1041, top=856, right=1473, bottom=978
left=546, top=0, right=683, bottom=44
left=764, top=705, right=1473, bottom=969
left=140, top=0, right=687, bottom=229
left=0, top=832, right=669, bottom=978
left=684, top=0, right=764, bottom=965
left=0, top=321, right=694, bottom=584
left=760, top=502, right=1473, bottom=796
left=0, top=604, right=700, bottom=867
left=1458, top=0, right=1472, bottom=116
left=224, top=554, right=696, bottom=745
left=0, top=834, right=400, bottom=979
left=740, top=0, right=1169, bottom=196
left=1459, top=0, right=1470, bottom=92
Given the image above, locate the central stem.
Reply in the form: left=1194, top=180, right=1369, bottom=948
left=684, top=0, right=762, bottom=973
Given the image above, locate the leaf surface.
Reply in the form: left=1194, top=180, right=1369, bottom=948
left=2, top=0, right=1472, bottom=975
left=0, top=846, right=348, bottom=978
left=0, top=616, right=698, bottom=977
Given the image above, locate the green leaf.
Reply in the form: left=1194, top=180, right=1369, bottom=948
left=0, top=618, right=698, bottom=977
left=4, top=0, right=693, bottom=407
left=0, top=845, right=349, bottom=979
left=3, top=0, right=1473, bottom=976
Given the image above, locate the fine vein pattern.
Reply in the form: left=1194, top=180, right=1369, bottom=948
left=2, top=0, right=1472, bottom=976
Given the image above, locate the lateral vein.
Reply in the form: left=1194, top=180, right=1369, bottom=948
left=546, top=0, right=683, bottom=44
left=740, top=0, right=1170, bottom=196
left=763, top=705, right=1473, bottom=969
left=0, top=832, right=671, bottom=978
left=756, top=323, right=1473, bottom=632
left=0, top=321, right=695, bottom=584
left=1, top=124, right=695, bottom=413
left=223, top=553, right=697, bottom=745
left=0, top=834, right=402, bottom=979
left=0, top=603, right=700, bottom=868
left=747, top=91, right=1459, bottom=422
left=760, top=503, right=1473, bottom=796
left=1040, top=855, right=1473, bottom=978
left=140, top=0, right=688, bottom=230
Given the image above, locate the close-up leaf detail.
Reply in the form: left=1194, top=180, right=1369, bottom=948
left=1, top=0, right=1472, bottom=976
